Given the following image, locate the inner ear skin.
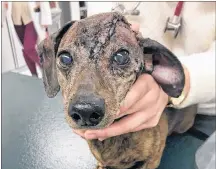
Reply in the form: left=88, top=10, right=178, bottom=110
left=138, top=38, right=185, bottom=98
left=152, top=52, right=185, bottom=98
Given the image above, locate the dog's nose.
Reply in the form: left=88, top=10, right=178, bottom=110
left=68, top=97, right=105, bottom=127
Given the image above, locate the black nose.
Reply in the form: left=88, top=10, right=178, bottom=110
left=68, top=96, right=105, bottom=127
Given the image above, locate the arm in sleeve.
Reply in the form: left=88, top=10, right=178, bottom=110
left=39, top=2, right=52, bottom=26
left=177, top=41, right=215, bottom=109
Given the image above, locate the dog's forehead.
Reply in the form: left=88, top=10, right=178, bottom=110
left=58, top=12, right=138, bottom=59
left=59, top=13, right=121, bottom=44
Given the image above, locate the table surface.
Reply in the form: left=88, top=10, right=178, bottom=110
left=2, top=72, right=207, bottom=169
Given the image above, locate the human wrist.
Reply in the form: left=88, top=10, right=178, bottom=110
left=172, top=48, right=215, bottom=108
left=167, top=64, right=190, bottom=107
left=182, top=65, right=190, bottom=101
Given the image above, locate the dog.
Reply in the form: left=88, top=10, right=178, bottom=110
left=37, top=12, right=197, bottom=169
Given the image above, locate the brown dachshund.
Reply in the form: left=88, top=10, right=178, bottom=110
left=37, top=12, right=197, bottom=169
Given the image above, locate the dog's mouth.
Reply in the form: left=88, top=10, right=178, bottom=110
left=81, top=115, right=128, bottom=129
left=113, top=114, right=128, bottom=123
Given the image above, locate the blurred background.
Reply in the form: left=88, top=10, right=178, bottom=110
left=1, top=1, right=113, bottom=77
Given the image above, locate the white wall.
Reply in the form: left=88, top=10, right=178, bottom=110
left=70, top=2, right=80, bottom=20
left=87, top=2, right=113, bottom=16
left=2, top=20, right=16, bottom=73
left=59, top=2, right=71, bottom=26
left=3, top=6, right=27, bottom=71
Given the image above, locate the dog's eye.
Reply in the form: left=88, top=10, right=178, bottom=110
left=59, top=52, right=73, bottom=68
left=112, top=49, right=130, bottom=65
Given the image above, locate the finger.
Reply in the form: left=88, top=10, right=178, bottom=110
left=98, top=106, right=158, bottom=141
left=156, top=88, right=169, bottom=114
left=84, top=111, right=148, bottom=140
left=133, top=121, right=154, bottom=132
left=117, top=82, right=160, bottom=119
left=124, top=85, right=160, bottom=116
left=98, top=138, right=106, bottom=141
left=132, top=113, right=160, bottom=132
left=132, top=107, right=162, bottom=132
left=73, top=129, right=85, bottom=138
left=130, top=23, right=140, bottom=33
left=121, top=74, right=152, bottom=112
left=133, top=107, right=160, bottom=132
left=97, top=88, right=168, bottom=140
left=133, top=88, right=168, bottom=132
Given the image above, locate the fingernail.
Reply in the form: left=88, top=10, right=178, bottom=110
left=85, top=133, right=97, bottom=140
left=98, top=138, right=105, bottom=141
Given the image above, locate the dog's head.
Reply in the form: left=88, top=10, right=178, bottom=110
left=37, top=12, right=185, bottom=130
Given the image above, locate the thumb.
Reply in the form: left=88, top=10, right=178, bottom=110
left=130, top=23, right=140, bottom=33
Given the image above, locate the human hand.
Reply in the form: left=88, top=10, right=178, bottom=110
left=76, top=74, right=169, bottom=141
left=130, top=22, right=140, bottom=33
left=74, top=66, right=190, bottom=141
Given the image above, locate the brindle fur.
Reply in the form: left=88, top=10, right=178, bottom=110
left=38, top=12, right=197, bottom=169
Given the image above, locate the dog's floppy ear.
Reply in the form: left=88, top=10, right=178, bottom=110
left=37, top=21, right=76, bottom=98
left=138, top=38, right=185, bottom=98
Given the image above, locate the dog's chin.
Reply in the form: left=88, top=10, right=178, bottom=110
left=71, top=115, right=128, bottom=130
left=71, top=116, right=126, bottom=131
